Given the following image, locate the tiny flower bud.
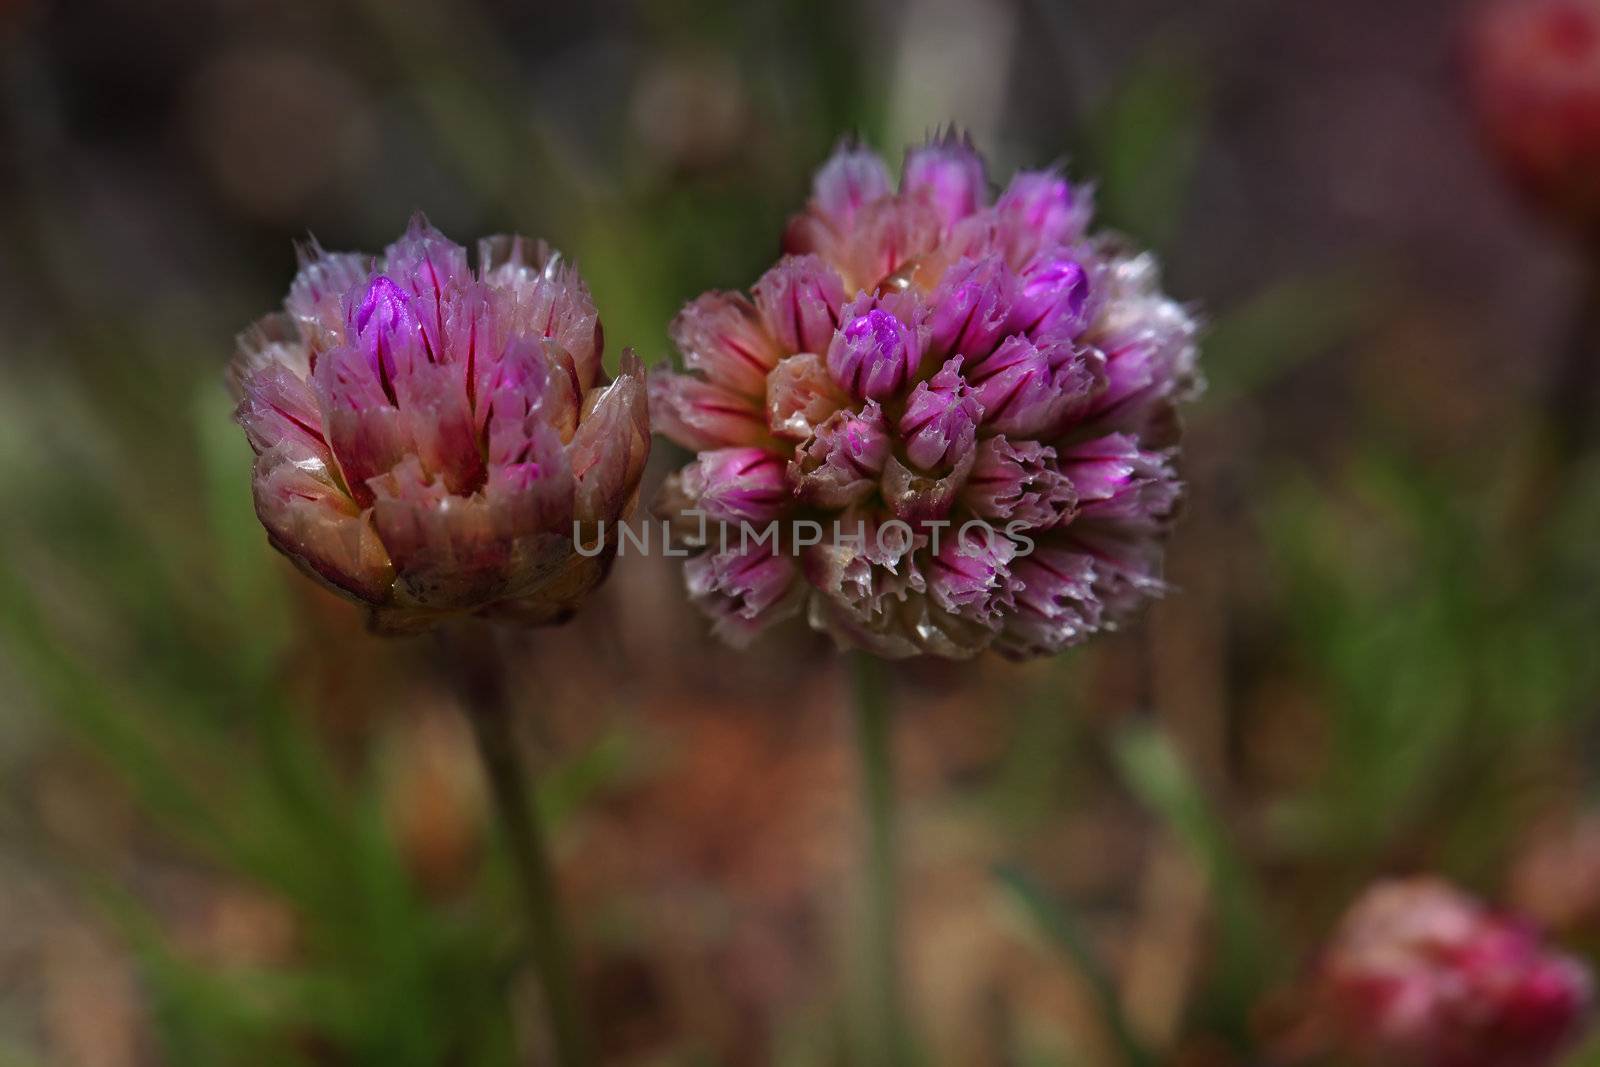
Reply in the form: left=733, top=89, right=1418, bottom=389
left=926, top=529, right=1015, bottom=625
left=1010, top=254, right=1092, bottom=340
left=685, top=543, right=804, bottom=647
left=810, top=141, right=893, bottom=228
left=752, top=255, right=848, bottom=355
left=899, top=357, right=981, bottom=470
left=680, top=447, right=791, bottom=524
left=927, top=256, right=1016, bottom=361
left=962, top=437, right=1077, bottom=529
left=995, top=169, right=1090, bottom=251
left=902, top=129, right=989, bottom=227
left=1469, top=0, right=1600, bottom=233
left=965, top=335, right=1105, bottom=439
left=827, top=301, right=924, bottom=400
left=792, top=402, right=892, bottom=508
left=670, top=291, right=784, bottom=398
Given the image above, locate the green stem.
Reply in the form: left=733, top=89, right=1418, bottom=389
left=448, top=629, right=591, bottom=1067
left=851, top=653, right=910, bottom=1066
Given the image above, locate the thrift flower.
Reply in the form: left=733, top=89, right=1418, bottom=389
left=1468, top=0, right=1600, bottom=232
left=1312, top=878, right=1594, bottom=1067
left=232, top=215, right=650, bottom=634
left=651, top=132, right=1198, bottom=658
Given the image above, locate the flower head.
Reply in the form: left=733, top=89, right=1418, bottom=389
left=1311, top=878, right=1594, bottom=1067
left=651, top=133, right=1198, bottom=658
left=1468, top=0, right=1600, bottom=232
left=232, top=215, right=650, bottom=634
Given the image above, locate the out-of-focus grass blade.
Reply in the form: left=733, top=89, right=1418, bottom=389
left=994, top=863, right=1155, bottom=1067
left=1112, top=723, right=1278, bottom=1035
left=1087, top=40, right=1210, bottom=251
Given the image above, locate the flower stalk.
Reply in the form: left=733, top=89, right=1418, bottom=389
left=851, top=653, right=911, bottom=1066
left=443, top=627, right=592, bottom=1067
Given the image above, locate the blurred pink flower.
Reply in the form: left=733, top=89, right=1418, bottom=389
left=651, top=131, right=1199, bottom=658
left=1313, top=878, right=1594, bottom=1067
left=1468, top=0, right=1600, bottom=232
left=232, top=215, right=649, bottom=634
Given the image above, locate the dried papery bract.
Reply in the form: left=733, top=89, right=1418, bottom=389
left=1310, top=878, right=1594, bottom=1067
left=232, top=216, right=649, bottom=635
left=651, top=131, right=1198, bottom=658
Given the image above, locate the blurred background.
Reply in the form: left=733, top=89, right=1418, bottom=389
left=3, top=0, right=1600, bottom=1064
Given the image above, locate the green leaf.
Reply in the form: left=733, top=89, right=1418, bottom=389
left=994, top=864, right=1155, bottom=1067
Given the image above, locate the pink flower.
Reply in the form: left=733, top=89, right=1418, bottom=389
left=1467, top=0, right=1600, bottom=233
left=232, top=215, right=650, bottom=634
left=1312, top=878, right=1594, bottom=1067
left=652, top=132, right=1198, bottom=657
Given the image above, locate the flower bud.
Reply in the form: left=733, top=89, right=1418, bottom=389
left=685, top=543, right=805, bottom=647
left=965, top=335, right=1105, bottom=439
left=1056, top=434, right=1180, bottom=525
left=927, top=256, right=1016, bottom=361
left=1313, top=878, right=1594, bottom=1067
left=1010, top=253, right=1092, bottom=340
left=826, top=300, right=925, bottom=400
left=791, top=402, right=891, bottom=508
left=1468, top=0, right=1600, bottom=233
left=961, top=437, right=1077, bottom=529
left=901, top=128, right=989, bottom=227
left=899, top=357, right=981, bottom=470
left=810, top=140, right=893, bottom=229
left=670, top=291, right=784, bottom=398
left=232, top=215, right=649, bottom=634
left=926, top=528, right=1016, bottom=626
left=752, top=255, right=848, bottom=355
left=679, top=447, right=791, bottom=524
left=995, top=169, right=1090, bottom=251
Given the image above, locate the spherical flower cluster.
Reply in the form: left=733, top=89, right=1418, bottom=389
left=1468, top=0, right=1600, bottom=233
left=1312, top=878, right=1594, bottom=1067
left=232, top=215, right=650, bottom=634
left=650, top=133, right=1198, bottom=658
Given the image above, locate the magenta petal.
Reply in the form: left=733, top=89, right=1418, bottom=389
left=670, top=291, right=783, bottom=397
left=235, top=360, right=332, bottom=468
left=962, top=437, right=1077, bottom=529
left=752, top=255, right=848, bottom=355
left=791, top=402, right=891, bottom=508
left=927, top=255, right=1016, bottom=362
left=898, top=356, right=981, bottom=471
left=901, top=129, right=989, bottom=227
left=811, top=141, right=893, bottom=228
left=648, top=369, right=770, bottom=451
left=681, top=446, right=791, bottom=524
left=964, top=335, right=1105, bottom=439
left=926, top=528, right=1015, bottom=626
left=826, top=295, right=926, bottom=400
left=286, top=240, right=370, bottom=340
left=685, top=544, right=805, bottom=647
